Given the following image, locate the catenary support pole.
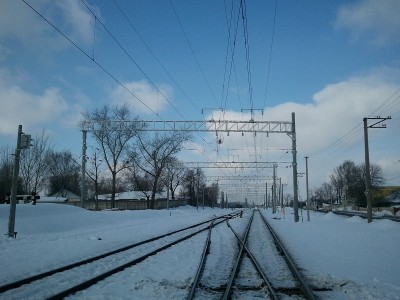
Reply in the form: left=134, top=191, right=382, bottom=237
left=363, top=118, right=373, bottom=223
left=292, top=112, right=299, bottom=222
left=278, top=177, right=282, bottom=210
left=81, top=130, right=87, bottom=208
left=166, top=175, right=170, bottom=210
left=362, top=116, right=390, bottom=223
left=272, top=164, right=277, bottom=214
left=8, top=125, right=23, bottom=237
left=305, top=156, right=310, bottom=221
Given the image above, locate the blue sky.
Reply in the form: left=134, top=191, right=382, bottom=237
left=1, top=0, right=399, bottom=202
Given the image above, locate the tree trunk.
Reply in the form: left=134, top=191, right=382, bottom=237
left=150, top=188, right=156, bottom=209
left=111, top=171, right=116, bottom=209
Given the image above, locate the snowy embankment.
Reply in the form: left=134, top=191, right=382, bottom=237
left=265, top=208, right=400, bottom=299
left=0, top=204, right=399, bottom=299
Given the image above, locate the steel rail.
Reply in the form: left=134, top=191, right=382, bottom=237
left=186, top=221, right=214, bottom=300
left=0, top=212, right=239, bottom=294
left=226, top=220, right=279, bottom=300
left=221, top=210, right=255, bottom=300
left=46, top=216, right=233, bottom=299
left=259, top=211, right=316, bottom=300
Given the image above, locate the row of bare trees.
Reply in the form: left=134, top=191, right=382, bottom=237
left=1, top=104, right=220, bottom=209
left=313, top=160, right=385, bottom=207
left=80, top=104, right=201, bottom=209
left=0, top=137, right=81, bottom=202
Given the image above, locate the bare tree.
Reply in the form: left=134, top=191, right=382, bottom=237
left=326, top=160, right=385, bottom=207
left=129, top=131, right=191, bottom=209
left=19, top=130, right=52, bottom=194
left=204, top=182, right=219, bottom=208
left=85, top=147, right=104, bottom=210
left=163, top=157, right=186, bottom=200
left=181, top=168, right=205, bottom=207
left=47, top=150, right=80, bottom=196
left=0, top=146, right=14, bottom=201
left=80, top=104, right=138, bottom=208
left=360, top=163, right=385, bottom=188
left=314, top=182, right=335, bottom=207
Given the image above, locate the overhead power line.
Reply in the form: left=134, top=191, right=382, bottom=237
left=111, top=0, right=202, bottom=113
left=22, top=0, right=216, bottom=165
left=168, top=0, right=220, bottom=109
left=264, top=0, right=278, bottom=107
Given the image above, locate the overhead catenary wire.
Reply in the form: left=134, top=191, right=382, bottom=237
left=240, top=0, right=254, bottom=113
left=79, top=0, right=226, bottom=165
left=80, top=0, right=184, bottom=120
left=21, top=0, right=299, bottom=201
left=263, top=0, right=278, bottom=107
left=21, top=0, right=158, bottom=117
left=308, top=86, right=400, bottom=183
left=111, top=0, right=202, bottom=113
left=168, top=0, right=221, bottom=110
left=22, top=0, right=218, bottom=167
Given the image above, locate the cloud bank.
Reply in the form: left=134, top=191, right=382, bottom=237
left=335, top=0, right=400, bottom=45
left=110, top=80, right=173, bottom=115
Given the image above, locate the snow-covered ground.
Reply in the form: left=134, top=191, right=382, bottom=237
left=0, top=204, right=399, bottom=299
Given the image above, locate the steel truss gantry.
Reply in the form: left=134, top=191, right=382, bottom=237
left=83, top=119, right=292, bottom=134
left=80, top=113, right=299, bottom=222
left=205, top=176, right=273, bottom=181
left=184, top=161, right=288, bottom=169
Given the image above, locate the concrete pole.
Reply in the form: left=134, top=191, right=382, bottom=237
left=272, top=164, right=277, bottom=214
left=166, top=175, right=170, bottom=210
left=305, top=156, right=310, bottom=221
left=81, top=130, right=87, bottom=208
left=196, top=168, right=199, bottom=210
left=202, top=187, right=205, bottom=209
left=292, top=112, right=299, bottom=222
left=278, top=177, right=282, bottom=210
left=8, top=125, right=22, bottom=237
left=363, top=118, right=373, bottom=223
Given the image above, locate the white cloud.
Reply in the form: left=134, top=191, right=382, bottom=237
left=110, top=80, right=173, bottom=115
left=0, top=0, right=95, bottom=50
left=335, top=0, right=400, bottom=45
left=200, top=68, right=400, bottom=191
left=0, top=69, right=69, bottom=136
left=56, top=0, right=97, bottom=45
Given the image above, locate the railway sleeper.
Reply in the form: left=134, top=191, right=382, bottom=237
left=275, top=286, right=308, bottom=296
left=197, top=282, right=265, bottom=292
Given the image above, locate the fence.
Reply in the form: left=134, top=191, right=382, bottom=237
left=63, top=198, right=188, bottom=210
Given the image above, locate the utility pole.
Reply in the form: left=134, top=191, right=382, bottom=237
left=196, top=168, right=200, bottom=210
left=305, top=156, right=310, bottom=222
left=291, top=112, right=299, bottom=222
left=202, top=186, right=205, bottom=209
left=81, top=130, right=87, bottom=208
left=8, top=125, right=31, bottom=238
left=272, top=164, right=277, bottom=214
left=166, top=175, right=170, bottom=210
left=278, top=178, right=282, bottom=211
left=363, top=116, right=391, bottom=223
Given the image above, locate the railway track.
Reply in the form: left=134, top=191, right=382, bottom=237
left=0, top=211, right=240, bottom=299
left=189, top=209, right=316, bottom=299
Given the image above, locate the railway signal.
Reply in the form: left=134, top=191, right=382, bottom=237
left=8, top=125, right=33, bottom=238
